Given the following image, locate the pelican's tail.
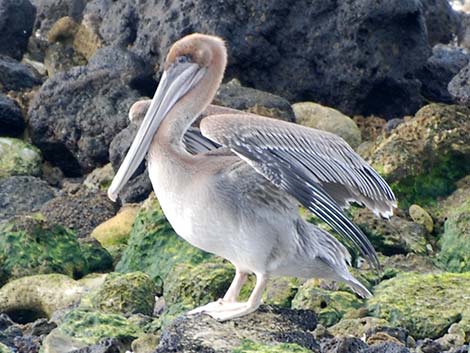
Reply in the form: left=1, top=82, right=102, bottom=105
left=344, top=276, right=372, bottom=298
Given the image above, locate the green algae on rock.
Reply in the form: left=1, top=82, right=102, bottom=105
left=83, top=272, right=156, bottom=316
left=78, top=238, right=113, bottom=273
left=438, top=201, right=470, bottom=273
left=0, top=138, right=42, bottom=179
left=409, top=204, right=434, bottom=233
left=43, top=309, right=142, bottom=353
left=116, top=194, right=212, bottom=291
left=233, top=339, right=313, bottom=353
left=361, top=104, right=470, bottom=208
left=291, top=280, right=365, bottom=327
left=0, top=216, right=88, bottom=284
left=0, top=274, right=86, bottom=321
left=329, top=317, right=389, bottom=338
left=368, top=272, right=470, bottom=340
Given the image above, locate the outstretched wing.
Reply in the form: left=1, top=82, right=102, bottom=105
left=200, top=114, right=396, bottom=270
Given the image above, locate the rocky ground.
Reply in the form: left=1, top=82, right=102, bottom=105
left=1, top=0, right=470, bottom=352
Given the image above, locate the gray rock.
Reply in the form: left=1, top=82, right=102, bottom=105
left=0, top=56, right=42, bottom=92
left=0, top=176, right=56, bottom=221
left=28, top=66, right=140, bottom=176
left=421, top=0, right=459, bottom=46
left=44, top=42, right=87, bottom=77
left=40, top=189, right=117, bottom=238
left=363, top=342, right=410, bottom=353
left=82, top=0, right=430, bottom=119
left=417, top=44, right=470, bottom=103
left=69, top=338, right=123, bottom=353
left=156, top=306, right=319, bottom=353
left=0, top=95, right=24, bottom=137
left=448, top=62, right=470, bottom=105
left=320, top=337, right=368, bottom=353
left=0, top=314, right=22, bottom=349
left=450, top=345, right=470, bottom=353
left=415, top=338, right=443, bottom=353
left=0, top=0, right=36, bottom=60
left=213, top=79, right=295, bottom=122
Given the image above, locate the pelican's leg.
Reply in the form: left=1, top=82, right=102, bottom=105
left=206, top=273, right=269, bottom=321
left=187, top=268, right=248, bottom=315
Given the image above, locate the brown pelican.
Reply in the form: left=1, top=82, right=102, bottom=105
left=108, top=33, right=396, bottom=321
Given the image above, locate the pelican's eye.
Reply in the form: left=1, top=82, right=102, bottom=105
left=176, top=55, right=192, bottom=64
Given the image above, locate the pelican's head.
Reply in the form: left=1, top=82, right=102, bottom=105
left=108, top=33, right=227, bottom=202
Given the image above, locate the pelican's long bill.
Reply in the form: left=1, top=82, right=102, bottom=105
left=108, top=61, right=206, bottom=201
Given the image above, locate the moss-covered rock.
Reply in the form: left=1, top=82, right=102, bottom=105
left=91, top=204, right=139, bottom=260
left=291, top=280, right=365, bottom=327
left=262, top=277, right=300, bottom=308
left=292, top=102, right=362, bottom=149
left=362, top=104, right=470, bottom=208
left=0, top=216, right=88, bottom=284
left=83, top=272, right=156, bottom=316
left=438, top=201, right=470, bottom=273
left=131, top=333, right=160, bottom=353
left=409, top=204, right=434, bottom=233
left=116, top=194, right=212, bottom=291
left=233, top=340, right=313, bottom=353
left=0, top=138, right=42, bottom=179
left=43, top=309, right=142, bottom=353
left=368, top=272, right=470, bottom=340
left=78, top=238, right=113, bottom=273
left=0, top=274, right=86, bottom=321
left=0, top=343, right=12, bottom=353
left=329, top=317, right=389, bottom=338
left=352, top=208, right=428, bottom=255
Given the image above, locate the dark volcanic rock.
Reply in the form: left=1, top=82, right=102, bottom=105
left=418, top=44, right=470, bottom=103
left=40, top=189, right=118, bottom=238
left=28, top=66, right=141, bottom=176
left=0, top=176, right=56, bottom=221
left=214, top=79, right=295, bottom=122
left=364, top=342, right=410, bottom=353
left=0, top=0, right=36, bottom=60
left=31, top=0, right=87, bottom=37
left=321, top=336, right=368, bottom=353
left=0, top=313, right=22, bottom=348
left=69, top=338, right=123, bottom=353
left=83, top=0, right=430, bottom=119
left=0, top=94, right=24, bottom=137
left=448, top=62, right=470, bottom=105
left=0, top=56, right=42, bottom=92
left=156, top=306, right=319, bottom=353
left=421, top=0, right=459, bottom=46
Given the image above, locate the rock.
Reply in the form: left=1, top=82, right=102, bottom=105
left=329, top=317, right=389, bottom=338
left=47, top=16, right=79, bottom=43
left=0, top=314, right=22, bottom=348
left=0, top=0, right=36, bottom=60
left=0, top=95, right=24, bottom=137
left=68, top=338, right=124, bottom=353
left=0, top=217, right=89, bottom=284
left=131, top=334, right=159, bottom=353
left=261, top=277, right=300, bottom=308
left=0, top=274, right=87, bottom=322
left=156, top=306, right=319, bottom=353
left=291, top=280, right=364, bottom=327
left=31, top=0, right=86, bottom=38
left=365, top=326, right=409, bottom=346
left=43, top=309, right=142, bottom=353
left=320, top=336, right=368, bottom=353
left=83, top=0, right=430, bottom=118
left=82, top=272, right=156, bottom=316
left=435, top=323, right=466, bottom=351
left=363, top=342, right=410, bottom=353
left=415, top=338, right=443, bottom=353
left=44, top=42, right=86, bottom=77
left=421, top=0, right=459, bottom=46
left=362, top=104, right=470, bottom=208
left=41, top=189, right=117, bottom=238
left=438, top=200, right=470, bottom=272
left=292, top=102, right=362, bottom=149
left=72, top=19, right=103, bottom=60
left=0, top=176, right=56, bottom=221
left=0, top=138, right=42, bottom=178
left=417, top=44, right=470, bottom=103
left=78, top=238, right=113, bottom=273
left=213, top=79, right=295, bottom=122
left=0, top=56, right=42, bottom=92
left=232, top=340, right=314, bottom=353
left=367, top=272, right=470, bottom=339
left=408, top=204, right=434, bottom=233
left=90, top=204, right=139, bottom=259
left=379, top=253, right=441, bottom=274
left=84, top=163, right=115, bottom=192
left=353, top=115, right=387, bottom=142
left=449, top=62, right=470, bottom=105
left=352, top=208, right=428, bottom=255
left=28, top=65, right=140, bottom=176
left=0, top=343, right=12, bottom=353
left=115, top=194, right=212, bottom=291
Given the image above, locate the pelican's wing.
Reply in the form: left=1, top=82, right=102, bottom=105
left=183, top=127, right=221, bottom=154
left=201, top=114, right=396, bottom=270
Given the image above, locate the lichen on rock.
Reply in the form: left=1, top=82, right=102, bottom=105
left=0, top=138, right=42, bottom=179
